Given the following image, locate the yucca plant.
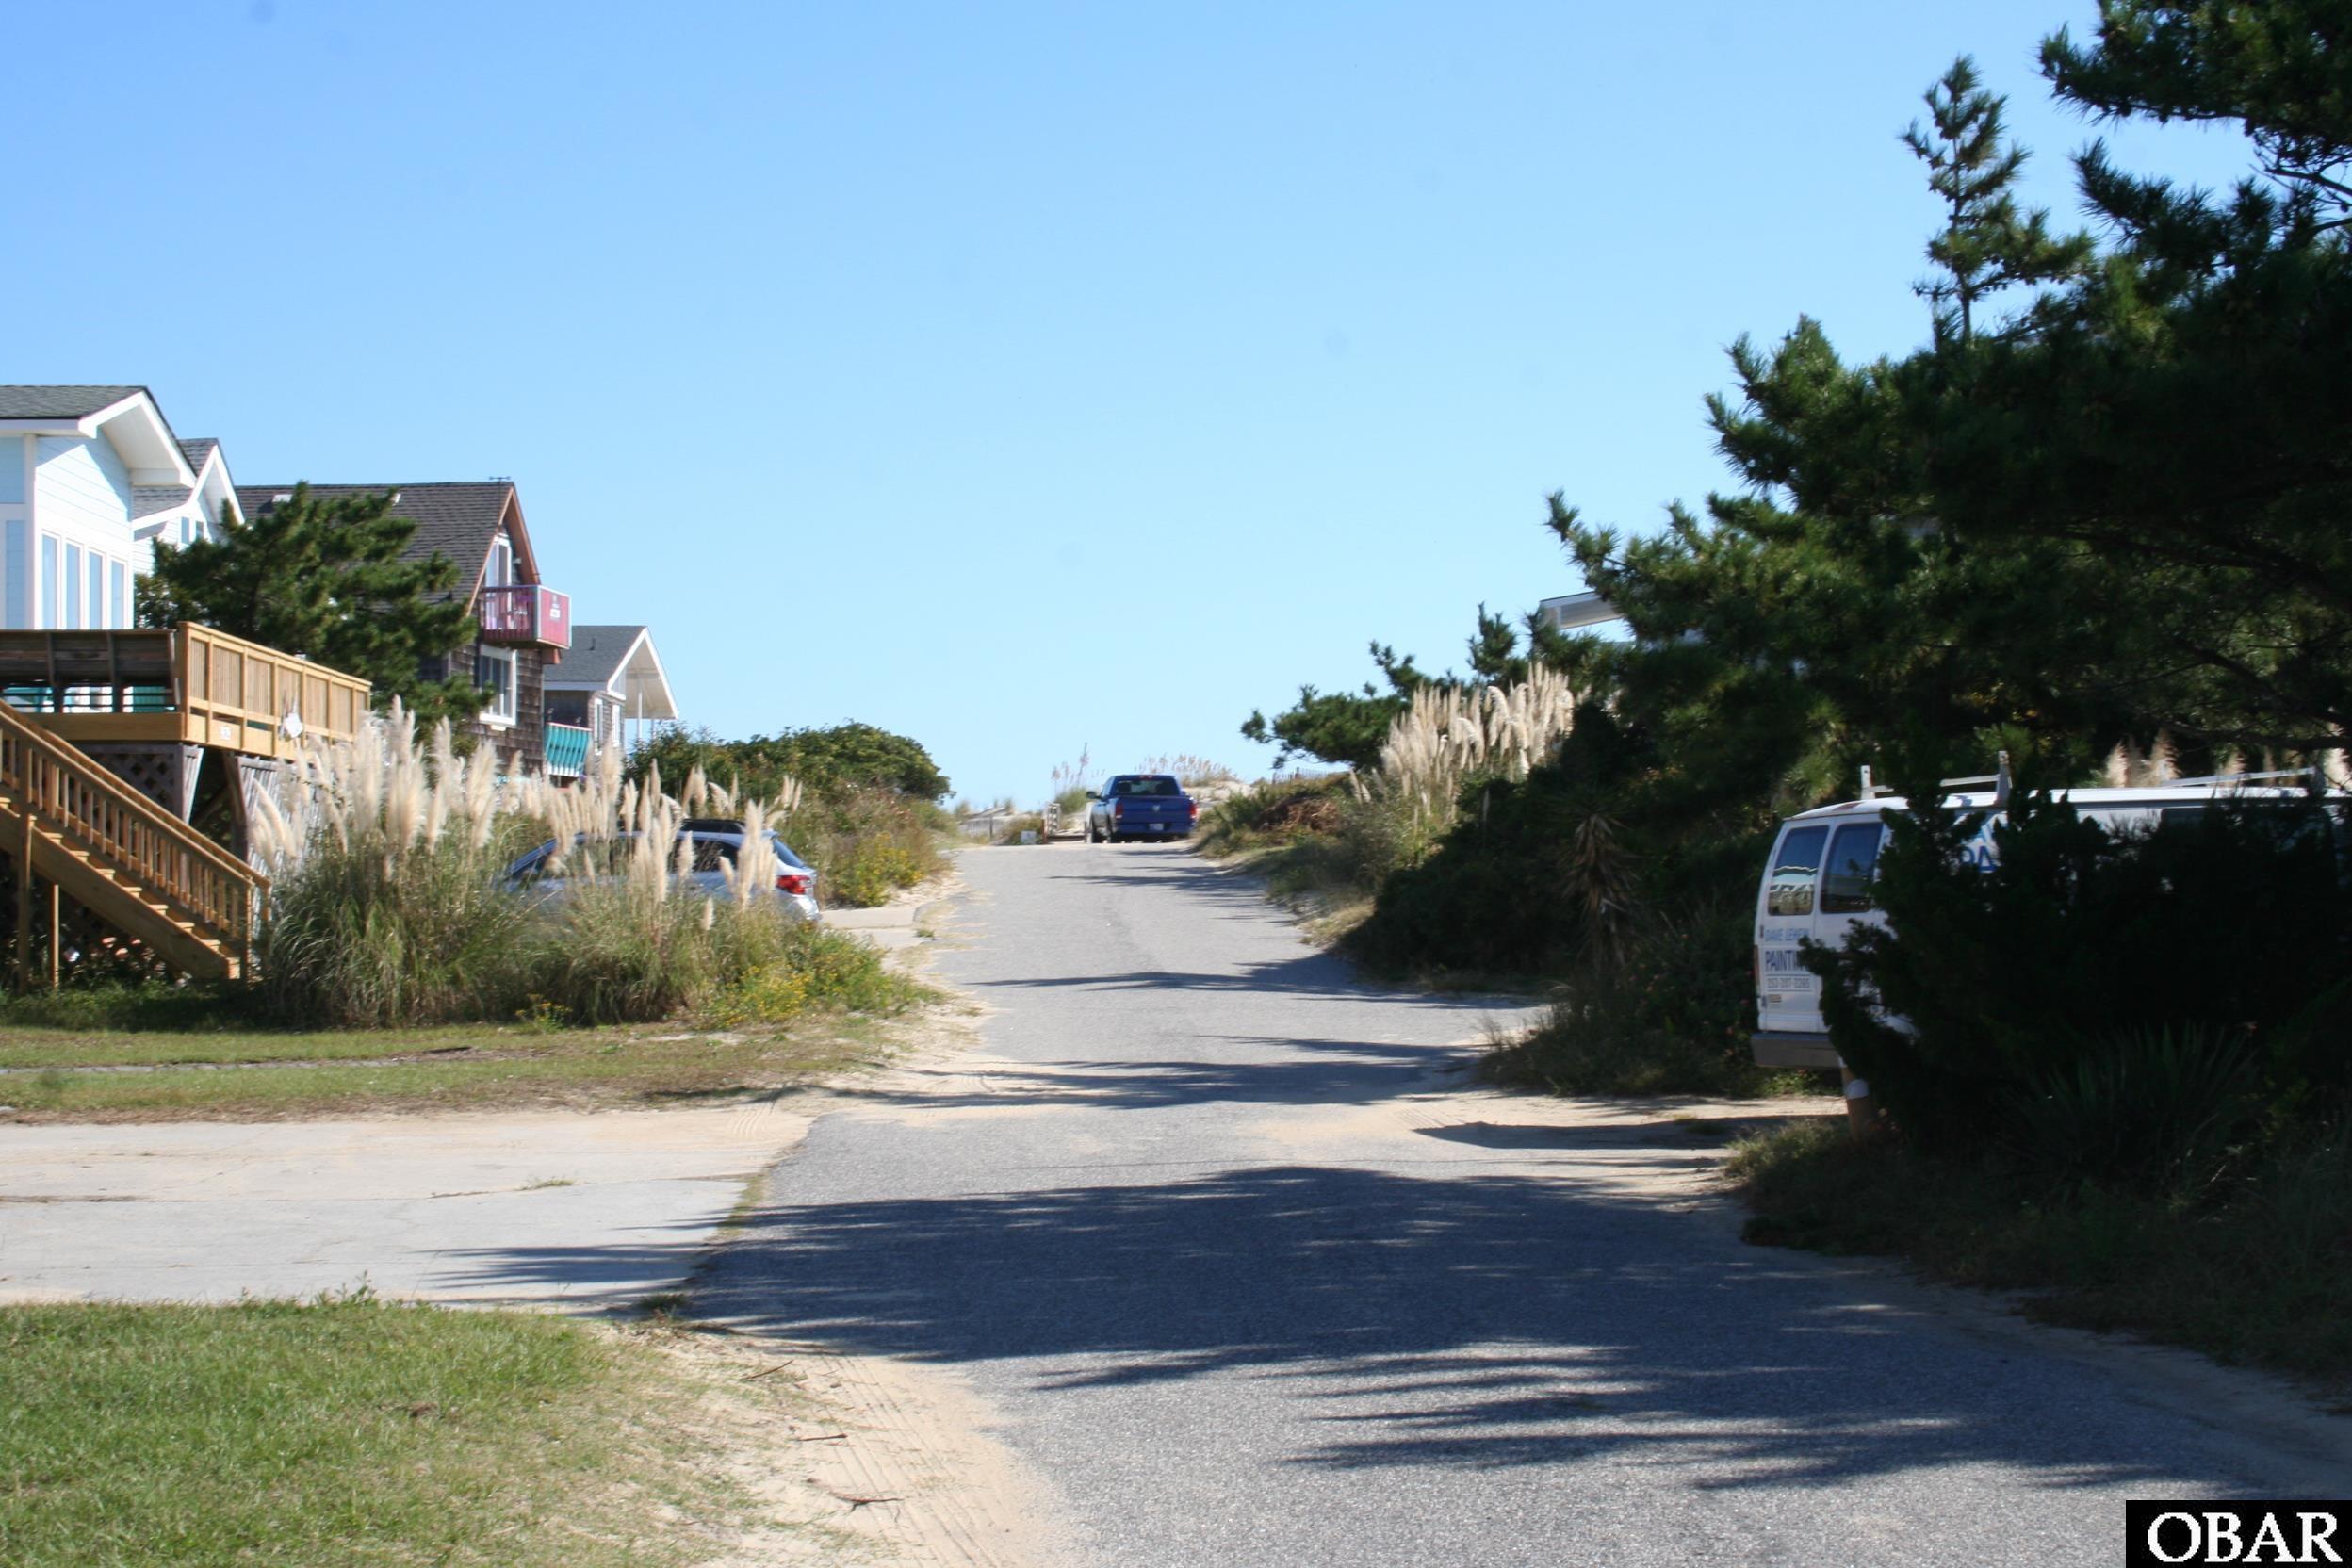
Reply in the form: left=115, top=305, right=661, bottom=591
left=2009, top=1023, right=2266, bottom=1193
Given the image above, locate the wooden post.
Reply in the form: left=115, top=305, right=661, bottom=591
left=13, top=808, right=31, bottom=992
left=46, top=878, right=59, bottom=990
left=1839, top=1064, right=1878, bottom=1138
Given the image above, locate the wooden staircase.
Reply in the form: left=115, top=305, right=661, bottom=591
left=0, top=697, right=263, bottom=984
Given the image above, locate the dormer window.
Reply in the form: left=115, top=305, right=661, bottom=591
left=486, top=533, right=514, bottom=589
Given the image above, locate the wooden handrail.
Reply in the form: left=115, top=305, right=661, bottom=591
left=0, top=624, right=372, bottom=763
left=175, top=622, right=372, bottom=755
left=0, top=697, right=265, bottom=954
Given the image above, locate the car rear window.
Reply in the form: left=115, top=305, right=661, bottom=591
left=1820, top=823, right=1886, bottom=914
left=1767, top=825, right=1829, bottom=917
left=1110, top=776, right=1181, bottom=796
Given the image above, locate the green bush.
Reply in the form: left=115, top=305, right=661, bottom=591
left=833, top=841, right=923, bottom=902
left=1810, top=792, right=2352, bottom=1162
left=706, top=923, right=928, bottom=1026
left=0, top=977, right=252, bottom=1032
left=783, top=786, right=950, bottom=905
left=1195, top=777, right=1347, bottom=855
left=1482, top=898, right=1799, bottom=1095
left=632, top=721, right=949, bottom=801
left=1347, top=743, right=1771, bottom=980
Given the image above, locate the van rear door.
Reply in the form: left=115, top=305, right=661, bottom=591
left=1816, top=819, right=1887, bottom=967
left=1756, top=824, right=1829, bottom=1037
left=1754, top=816, right=1886, bottom=1067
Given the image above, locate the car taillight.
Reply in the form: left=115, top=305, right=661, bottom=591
left=1187, top=800, right=1199, bottom=819
left=777, top=873, right=812, bottom=896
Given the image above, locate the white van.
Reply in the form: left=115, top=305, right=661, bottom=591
left=1750, top=767, right=2342, bottom=1069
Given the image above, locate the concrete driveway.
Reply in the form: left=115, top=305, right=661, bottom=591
left=0, top=1099, right=810, bottom=1310
left=0, top=890, right=939, bottom=1313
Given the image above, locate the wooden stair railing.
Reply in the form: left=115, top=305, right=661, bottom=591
left=0, top=698, right=266, bottom=983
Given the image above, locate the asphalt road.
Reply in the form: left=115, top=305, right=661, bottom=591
left=697, top=843, right=2348, bottom=1567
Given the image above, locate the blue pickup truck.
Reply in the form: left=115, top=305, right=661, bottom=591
left=1086, top=775, right=1199, bottom=843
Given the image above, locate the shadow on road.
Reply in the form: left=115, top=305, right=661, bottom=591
left=451, top=1159, right=2195, bottom=1491
left=831, top=1035, right=1482, bottom=1111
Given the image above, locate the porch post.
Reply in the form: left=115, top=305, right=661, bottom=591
left=13, top=809, right=31, bottom=990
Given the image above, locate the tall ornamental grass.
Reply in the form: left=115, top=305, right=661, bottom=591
left=252, top=711, right=913, bottom=1028
left=1341, top=666, right=1581, bottom=876
left=249, top=708, right=531, bottom=1026
left=779, top=785, right=950, bottom=905
left=1360, top=665, right=1577, bottom=820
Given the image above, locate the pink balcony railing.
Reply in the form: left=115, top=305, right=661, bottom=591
left=477, top=584, right=573, bottom=649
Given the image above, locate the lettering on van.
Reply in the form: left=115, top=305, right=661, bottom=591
left=1758, top=947, right=1819, bottom=995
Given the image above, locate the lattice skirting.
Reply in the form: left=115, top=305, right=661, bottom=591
left=0, top=855, right=171, bottom=986
left=74, top=743, right=204, bottom=821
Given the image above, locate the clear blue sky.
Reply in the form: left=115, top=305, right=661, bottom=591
left=16, top=2, right=2255, bottom=804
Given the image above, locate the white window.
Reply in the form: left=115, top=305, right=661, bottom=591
left=486, top=533, right=514, bottom=588
left=88, top=557, right=106, bottom=629
left=63, top=546, right=82, bottom=630
left=478, top=646, right=517, bottom=725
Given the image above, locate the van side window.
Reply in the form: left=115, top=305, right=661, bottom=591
left=1767, top=826, right=1829, bottom=917
left=1821, top=823, right=1886, bottom=913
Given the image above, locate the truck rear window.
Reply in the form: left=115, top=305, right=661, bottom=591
left=1820, top=823, right=1886, bottom=913
left=1110, top=777, right=1182, bottom=796
left=1767, top=826, right=1829, bottom=917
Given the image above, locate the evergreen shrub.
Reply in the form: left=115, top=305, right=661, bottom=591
left=1810, top=792, right=2352, bottom=1170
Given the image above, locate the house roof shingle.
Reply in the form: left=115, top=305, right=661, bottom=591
left=546, top=626, right=648, bottom=691
left=235, top=482, right=516, bottom=600
left=135, top=439, right=233, bottom=523
left=0, top=385, right=147, bottom=420
left=131, top=485, right=188, bottom=520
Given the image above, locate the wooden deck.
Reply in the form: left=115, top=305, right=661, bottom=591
left=0, top=624, right=371, bottom=761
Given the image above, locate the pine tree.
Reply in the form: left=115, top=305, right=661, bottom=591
left=139, top=484, right=486, bottom=728
left=1240, top=642, right=1433, bottom=769
left=1920, top=7, right=2352, bottom=753
left=1903, top=57, right=2094, bottom=345
left=1465, top=603, right=1530, bottom=686
left=2043, top=0, right=2352, bottom=230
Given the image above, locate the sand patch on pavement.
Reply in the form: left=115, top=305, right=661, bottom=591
left=666, top=1323, right=1074, bottom=1568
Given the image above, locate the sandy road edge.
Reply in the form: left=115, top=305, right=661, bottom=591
left=678, top=870, right=1080, bottom=1568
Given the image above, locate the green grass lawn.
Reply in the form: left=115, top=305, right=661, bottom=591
left=0, top=1297, right=759, bottom=1567
left=0, top=1018, right=895, bottom=1120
